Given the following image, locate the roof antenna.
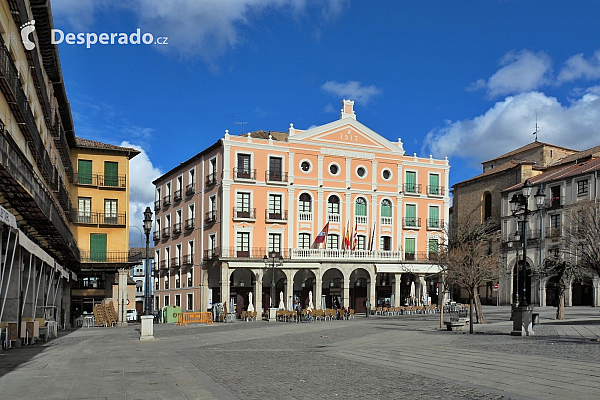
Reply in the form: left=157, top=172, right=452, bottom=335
left=235, top=121, right=248, bottom=135
left=533, top=114, right=540, bottom=142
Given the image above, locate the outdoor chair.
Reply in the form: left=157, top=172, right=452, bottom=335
left=348, top=309, right=355, bottom=319
left=241, top=311, right=247, bottom=321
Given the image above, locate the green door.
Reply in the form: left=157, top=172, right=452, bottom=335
left=405, top=171, right=416, bottom=193
left=405, top=204, right=416, bottom=226
left=429, top=174, right=440, bottom=195
left=104, top=161, right=119, bottom=187
left=78, top=160, right=92, bottom=185
left=90, top=233, right=107, bottom=262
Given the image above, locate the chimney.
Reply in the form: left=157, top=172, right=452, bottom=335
left=340, top=99, right=356, bottom=120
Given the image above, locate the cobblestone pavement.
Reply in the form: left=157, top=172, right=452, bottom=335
left=1, top=306, right=600, bottom=399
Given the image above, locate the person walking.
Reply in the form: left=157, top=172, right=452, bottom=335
left=295, top=300, right=302, bottom=323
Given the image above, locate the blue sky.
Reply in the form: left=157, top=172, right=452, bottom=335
left=50, top=0, right=600, bottom=246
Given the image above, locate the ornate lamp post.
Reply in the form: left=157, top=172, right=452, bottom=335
left=263, top=252, right=283, bottom=321
left=143, top=207, right=153, bottom=315
left=509, top=179, right=545, bottom=335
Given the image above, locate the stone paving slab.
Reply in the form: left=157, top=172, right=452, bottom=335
left=1, top=306, right=600, bottom=399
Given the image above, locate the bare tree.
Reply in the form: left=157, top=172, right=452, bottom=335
left=564, top=200, right=600, bottom=275
left=443, top=218, right=500, bottom=333
left=532, top=255, right=582, bottom=319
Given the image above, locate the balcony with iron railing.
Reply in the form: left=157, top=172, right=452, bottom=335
left=74, top=172, right=99, bottom=186
left=171, top=257, right=181, bottom=269
left=265, top=209, right=288, bottom=222
left=403, top=217, right=421, bottom=228
left=160, top=260, right=169, bottom=270
left=80, top=251, right=136, bottom=263
left=546, top=226, right=562, bottom=238
left=153, top=231, right=160, bottom=241
left=172, top=222, right=182, bottom=235
left=403, top=251, right=430, bottom=261
left=154, top=199, right=161, bottom=210
left=173, top=189, right=182, bottom=202
left=234, top=168, right=257, bottom=181
left=185, top=218, right=195, bottom=230
left=403, top=183, right=422, bottom=195
left=186, top=182, right=195, bottom=196
left=232, top=207, right=256, bottom=221
left=546, top=196, right=564, bottom=209
left=427, top=186, right=445, bottom=196
left=205, top=210, right=217, bottom=224
left=206, top=172, right=217, bottom=187
left=162, top=227, right=171, bottom=238
left=182, top=254, right=194, bottom=266
left=73, top=211, right=126, bottom=226
left=98, top=174, right=126, bottom=189
left=163, top=194, right=171, bottom=207
left=427, top=219, right=444, bottom=230
left=265, top=170, right=288, bottom=184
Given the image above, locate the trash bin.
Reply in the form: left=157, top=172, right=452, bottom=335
left=162, top=305, right=182, bottom=324
left=532, top=313, right=539, bottom=326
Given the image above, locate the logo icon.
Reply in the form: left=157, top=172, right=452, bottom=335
left=20, top=20, right=36, bottom=51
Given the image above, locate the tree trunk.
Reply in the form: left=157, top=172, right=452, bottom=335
left=474, top=291, right=486, bottom=324
left=439, top=289, right=445, bottom=329
left=469, top=294, right=474, bottom=334
left=556, top=279, right=566, bottom=320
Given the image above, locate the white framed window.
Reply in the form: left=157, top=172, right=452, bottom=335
left=381, top=168, right=392, bottom=181
left=300, top=159, right=312, bottom=173
left=328, top=162, right=341, bottom=177
left=356, top=165, right=367, bottom=179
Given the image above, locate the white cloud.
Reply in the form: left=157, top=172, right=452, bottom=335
left=321, top=80, right=382, bottom=105
left=122, top=141, right=162, bottom=247
left=423, top=90, right=600, bottom=164
left=557, top=51, right=600, bottom=83
left=470, top=50, right=552, bottom=98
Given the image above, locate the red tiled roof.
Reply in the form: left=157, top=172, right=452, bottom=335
left=503, top=157, right=600, bottom=192
left=483, top=141, right=576, bottom=164
left=549, top=145, right=600, bottom=167
left=75, top=137, right=141, bottom=156
left=453, top=159, right=533, bottom=187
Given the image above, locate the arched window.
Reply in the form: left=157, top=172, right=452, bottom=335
left=299, top=193, right=312, bottom=213
left=483, top=192, right=492, bottom=221
left=381, top=199, right=392, bottom=225
left=327, top=195, right=340, bottom=222
left=355, top=197, right=367, bottom=216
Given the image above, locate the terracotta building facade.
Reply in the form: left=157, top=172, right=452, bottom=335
left=153, top=101, right=450, bottom=316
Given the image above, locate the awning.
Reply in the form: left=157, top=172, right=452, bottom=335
left=375, top=263, right=443, bottom=274
left=19, top=229, right=55, bottom=266
left=0, top=204, right=17, bottom=228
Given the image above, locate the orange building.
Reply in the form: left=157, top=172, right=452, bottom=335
left=153, top=100, right=449, bottom=316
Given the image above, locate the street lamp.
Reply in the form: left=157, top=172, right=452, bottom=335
left=143, top=207, right=153, bottom=315
left=509, top=179, right=545, bottom=306
left=263, top=252, right=283, bottom=319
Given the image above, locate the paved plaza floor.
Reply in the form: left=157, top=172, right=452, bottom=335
left=1, top=306, right=600, bottom=399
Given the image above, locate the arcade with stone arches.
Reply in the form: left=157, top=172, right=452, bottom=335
left=206, top=261, right=442, bottom=317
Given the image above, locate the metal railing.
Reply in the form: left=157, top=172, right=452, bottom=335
left=427, top=186, right=445, bottom=196
left=162, top=227, right=171, bottom=238
left=73, top=211, right=126, bottom=226
left=403, top=183, right=422, bottom=194
left=232, top=207, right=256, bottom=220
left=185, top=218, right=195, bottom=230
left=153, top=231, right=160, bottom=241
left=265, top=209, right=288, bottom=221
left=80, top=251, right=135, bottom=263
left=403, top=217, right=421, bottom=228
left=205, top=210, right=217, bottom=224
left=174, top=189, right=182, bottom=202
left=172, top=222, right=182, bottom=235
left=206, top=172, right=217, bottom=186
left=163, top=195, right=171, bottom=206
left=186, top=182, right=195, bottom=196
left=171, top=257, right=181, bottom=268
left=233, top=168, right=256, bottom=180
left=74, top=172, right=98, bottom=186
left=546, top=196, right=563, bottom=209
left=545, top=226, right=562, bottom=238
left=154, top=199, right=161, bottom=210
left=265, top=170, right=288, bottom=183
left=427, top=219, right=444, bottom=229
left=98, top=174, right=126, bottom=188
left=182, top=254, right=194, bottom=266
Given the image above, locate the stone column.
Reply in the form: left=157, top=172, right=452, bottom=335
left=368, top=277, right=376, bottom=310
left=394, top=274, right=402, bottom=307
left=200, top=269, right=209, bottom=312
left=539, top=277, right=547, bottom=307
left=417, top=275, right=426, bottom=305
left=118, top=268, right=128, bottom=326
left=314, top=269, right=322, bottom=310
left=285, top=270, right=294, bottom=311
left=593, top=276, right=600, bottom=307
left=220, top=263, right=230, bottom=311
left=342, top=277, right=350, bottom=308
left=254, top=269, right=263, bottom=315
left=565, top=279, right=573, bottom=307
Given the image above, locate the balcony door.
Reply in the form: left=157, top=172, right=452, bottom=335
left=269, top=156, right=282, bottom=181
left=90, top=233, right=107, bottom=262
left=78, top=159, right=92, bottom=185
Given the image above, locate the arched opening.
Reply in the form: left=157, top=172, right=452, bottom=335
left=322, top=268, right=343, bottom=309
left=263, top=268, right=287, bottom=310
left=230, top=269, right=256, bottom=318
left=293, top=269, right=316, bottom=308
left=349, top=268, right=369, bottom=313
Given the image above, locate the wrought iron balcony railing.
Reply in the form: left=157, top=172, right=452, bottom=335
left=185, top=218, right=195, bottom=230
left=265, top=170, right=288, bottom=183
left=173, top=189, right=182, bottom=202
left=427, top=186, right=445, bottom=196
left=186, top=182, right=195, bottom=196
left=172, top=222, right=182, bottom=235
left=234, top=168, right=257, bottom=180
left=265, top=209, right=288, bottom=222
left=403, top=183, right=422, bottom=194
left=232, top=207, right=256, bottom=220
